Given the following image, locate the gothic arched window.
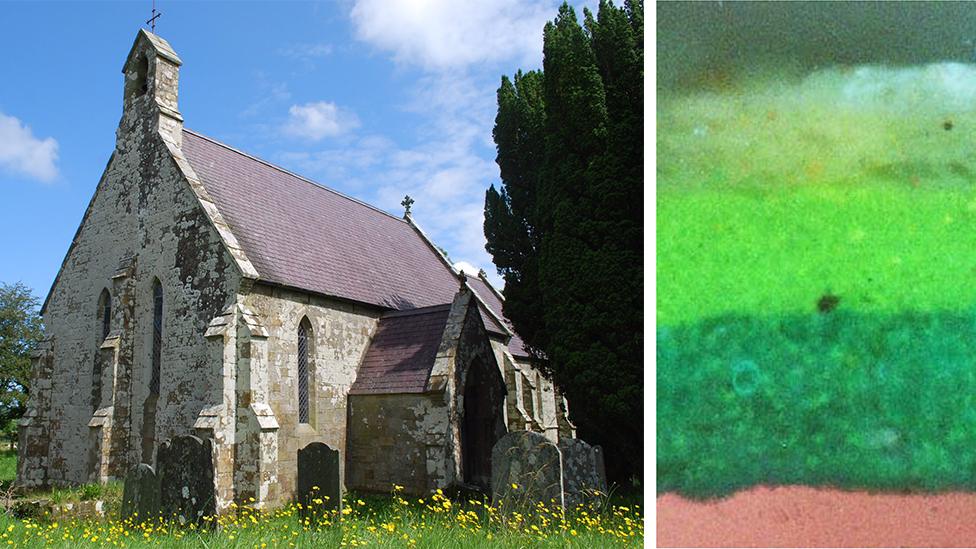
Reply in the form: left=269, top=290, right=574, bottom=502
left=93, top=288, right=111, bottom=409
left=150, top=279, right=163, bottom=395
left=298, top=317, right=312, bottom=424
left=99, top=289, right=111, bottom=340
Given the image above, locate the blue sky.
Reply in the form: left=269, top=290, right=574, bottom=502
left=0, top=0, right=593, bottom=300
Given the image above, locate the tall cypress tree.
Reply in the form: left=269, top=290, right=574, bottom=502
left=485, top=70, right=547, bottom=355
left=484, top=0, right=644, bottom=481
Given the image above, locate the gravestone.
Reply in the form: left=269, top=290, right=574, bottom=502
left=593, top=445, right=608, bottom=493
left=491, top=431, right=564, bottom=509
left=121, top=463, right=160, bottom=522
left=558, top=438, right=608, bottom=508
left=297, top=442, right=342, bottom=516
left=157, top=435, right=216, bottom=526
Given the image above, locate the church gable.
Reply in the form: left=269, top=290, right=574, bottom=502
left=23, top=30, right=248, bottom=488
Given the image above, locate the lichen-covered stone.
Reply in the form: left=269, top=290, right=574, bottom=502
left=491, top=431, right=564, bottom=510
left=158, top=436, right=216, bottom=526
left=121, top=463, right=160, bottom=522
left=558, top=437, right=607, bottom=507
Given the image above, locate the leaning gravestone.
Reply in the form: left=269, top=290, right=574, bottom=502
left=558, top=438, right=608, bottom=508
left=297, top=442, right=342, bottom=516
left=491, top=431, right=564, bottom=510
left=157, top=435, right=216, bottom=526
left=121, top=463, right=160, bottom=522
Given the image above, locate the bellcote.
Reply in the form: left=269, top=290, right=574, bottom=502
left=120, top=30, right=183, bottom=147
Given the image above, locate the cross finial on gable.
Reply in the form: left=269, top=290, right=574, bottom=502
left=401, top=195, right=415, bottom=218
left=146, top=0, right=162, bottom=33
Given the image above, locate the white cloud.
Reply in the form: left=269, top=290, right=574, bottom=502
left=0, top=112, right=58, bottom=183
left=283, top=101, right=360, bottom=141
left=349, top=0, right=555, bottom=70
left=275, top=0, right=575, bottom=289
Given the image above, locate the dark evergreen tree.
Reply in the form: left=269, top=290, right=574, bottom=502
left=484, top=0, right=643, bottom=481
left=485, top=70, right=547, bottom=355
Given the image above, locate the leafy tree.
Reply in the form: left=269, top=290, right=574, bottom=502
left=0, top=282, right=42, bottom=428
left=484, top=0, right=643, bottom=481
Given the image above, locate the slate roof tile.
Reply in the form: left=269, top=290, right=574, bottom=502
left=349, top=305, right=452, bottom=395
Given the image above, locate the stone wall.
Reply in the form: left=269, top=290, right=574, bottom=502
left=489, top=342, right=575, bottom=442
left=345, top=393, right=447, bottom=494
left=244, top=284, right=380, bottom=504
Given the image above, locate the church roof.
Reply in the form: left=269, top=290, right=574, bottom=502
left=180, top=129, right=533, bottom=358
left=348, top=304, right=452, bottom=395
left=467, top=274, right=530, bottom=357
left=182, top=129, right=461, bottom=311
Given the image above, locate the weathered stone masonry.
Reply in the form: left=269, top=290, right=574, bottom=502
left=18, top=29, right=576, bottom=510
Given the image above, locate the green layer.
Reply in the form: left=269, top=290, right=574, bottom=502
left=658, top=181, right=976, bottom=325
left=657, top=310, right=976, bottom=498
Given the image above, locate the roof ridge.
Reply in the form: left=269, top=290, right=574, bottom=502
left=182, top=128, right=406, bottom=223
left=475, top=270, right=505, bottom=302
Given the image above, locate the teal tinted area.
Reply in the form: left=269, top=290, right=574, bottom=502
left=657, top=311, right=976, bottom=499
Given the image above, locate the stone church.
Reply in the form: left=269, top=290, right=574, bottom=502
left=17, top=30, right=575, bottom=509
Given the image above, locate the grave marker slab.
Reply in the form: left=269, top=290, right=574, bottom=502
left=559, top=438, right=608, bottom=508
left=297, top=442, right=342, bottom=516
left=158, top=435, right=216, bottom=526
left=491, top=431, right=564, bottom=509
left=121, top=463, right=160, bottom=522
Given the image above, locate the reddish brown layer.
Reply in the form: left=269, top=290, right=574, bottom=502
left=657, top=485, right=976, bottom=547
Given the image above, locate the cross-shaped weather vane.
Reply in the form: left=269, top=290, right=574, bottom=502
left=146, top=0, right=162, bottom=33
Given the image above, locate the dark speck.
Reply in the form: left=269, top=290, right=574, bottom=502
left=817, top=293, right=840, bottom=314
left=944, top=120, right=954, bottom=131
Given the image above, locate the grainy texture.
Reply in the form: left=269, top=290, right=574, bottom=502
left=657, top=485, right=976, bottom=547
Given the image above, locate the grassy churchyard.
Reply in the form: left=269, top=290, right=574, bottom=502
left=0, top=451, right=642, bottom=547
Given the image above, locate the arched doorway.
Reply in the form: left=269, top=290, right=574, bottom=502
left=461, top=357, right=499, bottom=489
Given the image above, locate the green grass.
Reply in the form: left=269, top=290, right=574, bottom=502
left=0, top=488, right=642, bottom=547
left=0, top=452, right=641, bottom=547
left=658, top=63, right=976, bottom=498
left=0, top=449, right=16, bottom=488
